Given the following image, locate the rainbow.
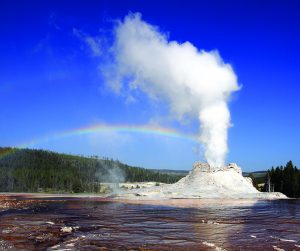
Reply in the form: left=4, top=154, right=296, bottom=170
left=1, top=123, right=198, bottom=159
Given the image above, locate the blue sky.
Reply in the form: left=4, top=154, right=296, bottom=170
left=1, top=0, right=300, bottom=171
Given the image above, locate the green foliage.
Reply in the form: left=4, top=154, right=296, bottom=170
left=248, top=173, right=259, bottom=189
left=253, top=175, right=266, bottom=184
left=0, top=147, right=184, bottom=193
left=265, top=161, right=300, bottom=198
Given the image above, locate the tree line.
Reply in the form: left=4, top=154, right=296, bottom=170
left=0, top=147, right=184, bottom=193
left=265, top=160, right=300, bottom=198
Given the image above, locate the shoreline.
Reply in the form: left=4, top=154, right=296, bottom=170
left=0, top=192, right=291, bottom=209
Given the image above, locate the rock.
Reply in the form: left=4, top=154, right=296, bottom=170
left=227, top=163, right=242, bottom=175
left=202, top=241, right=215, bottom=247
left=117, top=162, right=287, bottom=199
left=192, top=162, right=243, bottom=174
left=192, top=162, right=212, bottom=172
left=60, top=227, right=73, bottom=233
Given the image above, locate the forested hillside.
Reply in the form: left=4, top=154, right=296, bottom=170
left=0, top=147, right=184, bottom=193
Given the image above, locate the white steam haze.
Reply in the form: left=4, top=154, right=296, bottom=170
left=105, top=13, right=240, bottom=167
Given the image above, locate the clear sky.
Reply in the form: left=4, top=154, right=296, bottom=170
left=1, top=0, right=300, bottom=171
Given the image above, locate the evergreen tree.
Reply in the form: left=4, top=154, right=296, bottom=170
left=0, top=147, right=184, bottom=193
left=266, top=161, right=300, bottom=198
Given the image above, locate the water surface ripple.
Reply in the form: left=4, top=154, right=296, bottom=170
left=0, top=195, right=299, bottom=250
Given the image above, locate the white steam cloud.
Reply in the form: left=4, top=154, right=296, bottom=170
left=105, top=13, right=240, bottom=167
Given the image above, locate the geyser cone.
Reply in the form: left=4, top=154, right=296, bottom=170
left=117, top=162, right=287, bottom=199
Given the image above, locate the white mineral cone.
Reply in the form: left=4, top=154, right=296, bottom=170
left=118, top=162, right=287, bottom=199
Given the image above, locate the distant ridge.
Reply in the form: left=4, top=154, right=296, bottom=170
left=150, top=169, right=189, bottom=176
left=153, top=169, right=267, bottom=180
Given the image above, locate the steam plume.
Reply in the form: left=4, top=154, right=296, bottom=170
left=105, top=13, right=240, bottom=167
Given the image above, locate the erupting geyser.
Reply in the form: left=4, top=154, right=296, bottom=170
left=104, top=13, right=288, bottom=198
left=105, top=13, right=286, bottom=199
left=105, top=13, right=240, bottom=166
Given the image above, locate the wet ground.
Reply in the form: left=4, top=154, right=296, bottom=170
left=0, top=194, right=299, bottom=250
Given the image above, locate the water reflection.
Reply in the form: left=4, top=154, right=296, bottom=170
left=0, top=195, right=299, bottom=250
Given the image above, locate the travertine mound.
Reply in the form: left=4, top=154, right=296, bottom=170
left=118, top=163, right=286, bottom=199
